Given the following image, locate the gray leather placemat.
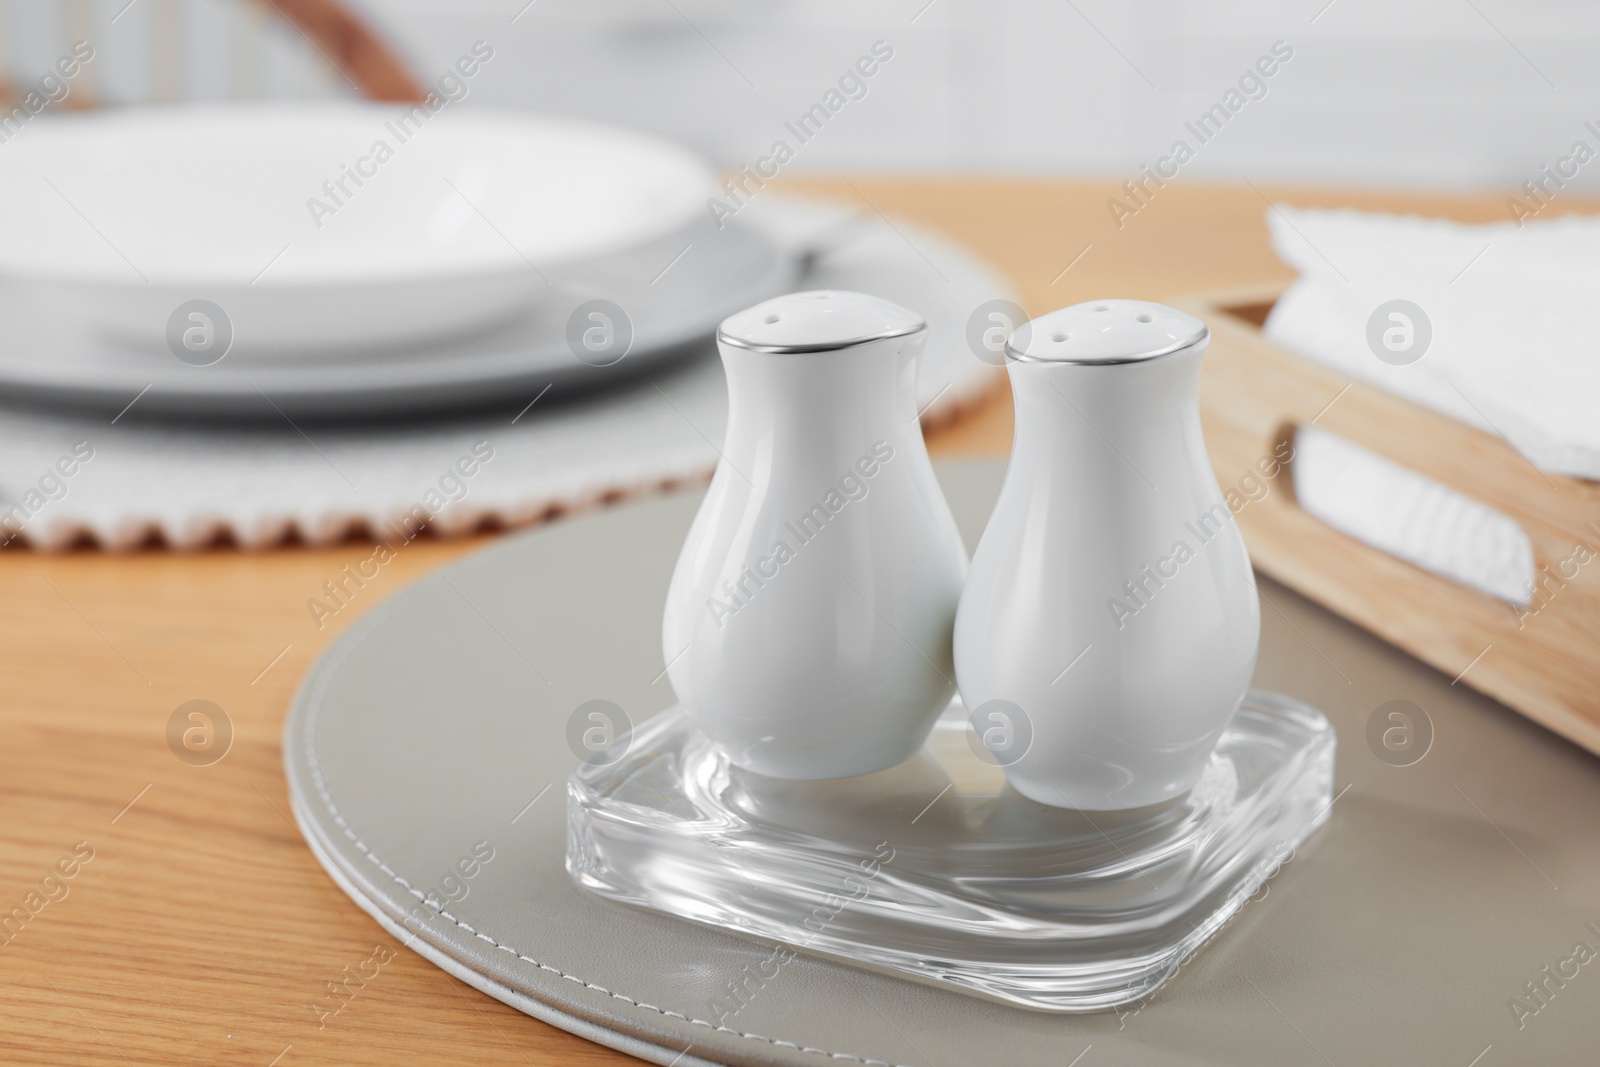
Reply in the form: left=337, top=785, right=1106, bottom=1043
left=284, top=460, right=1600, bottom=1066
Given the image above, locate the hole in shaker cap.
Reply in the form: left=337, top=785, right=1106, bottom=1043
left=764, top=314, right=780, bottom=324
left=1094, top=305, right=1109, bottom=312
left=1136, top=314, right=1153, bottom=323
left=1052, top=333, right=1068, bottom=342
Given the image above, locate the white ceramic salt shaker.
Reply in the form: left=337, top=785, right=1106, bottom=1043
left=662, top=290, right=968, bottom=779
left=954, top=300, right=1259, bottom=810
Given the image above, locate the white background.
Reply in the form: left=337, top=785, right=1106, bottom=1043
left=2, top=0, right=1596, bottom=195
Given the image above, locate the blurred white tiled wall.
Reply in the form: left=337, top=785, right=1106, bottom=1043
left=4, top=0, right=1598, bottom=192
left=365, top=0, right=1600, bottom=191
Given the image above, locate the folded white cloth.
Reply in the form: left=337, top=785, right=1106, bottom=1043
left=0, top=196, right=1005, bottom=550
left=1292, top=425, right=1533, bottom=607
left=1264, top=206, right=1600, bottom=481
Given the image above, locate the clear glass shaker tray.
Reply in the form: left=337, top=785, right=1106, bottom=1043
left=566, top=690, right=1335, bottom=1013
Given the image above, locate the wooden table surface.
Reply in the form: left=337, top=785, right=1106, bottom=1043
left=0, top=177, right=1536, bottom=1065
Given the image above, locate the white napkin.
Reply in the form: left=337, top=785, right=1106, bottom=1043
left=1264, top=207, right=1600, bottom=480
left=1257, top=206, right=1600, bottom=608
left=1292, top=425, right=1533, bottom=607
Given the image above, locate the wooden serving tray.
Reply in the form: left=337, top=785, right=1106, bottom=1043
left=1182, top=283, right=1600, bottom=755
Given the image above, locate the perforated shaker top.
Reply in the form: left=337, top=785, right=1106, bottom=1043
left=718, top=290, right=926, bottom=353
left=1006, top=299, right=1208, bottom=365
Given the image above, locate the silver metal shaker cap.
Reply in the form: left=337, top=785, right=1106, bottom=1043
left=1006, top=299, right=1207, bottom=365
left=718, top=290, right=926, bottom=353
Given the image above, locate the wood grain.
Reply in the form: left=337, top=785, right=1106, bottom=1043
left=0, top=177, right=1584, bottom=1065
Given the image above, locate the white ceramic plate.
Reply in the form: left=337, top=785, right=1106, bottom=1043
left=0, top=216, right=798, bottom=420
left=0, top=104, right=716, bottom=355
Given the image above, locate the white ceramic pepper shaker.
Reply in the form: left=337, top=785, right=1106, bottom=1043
left=954, top=299, right=1259, bottom=810
left=662, top=290, right=968, bottom=780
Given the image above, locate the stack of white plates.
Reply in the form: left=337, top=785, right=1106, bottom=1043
left=0, top=104, right=798, bottom=419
